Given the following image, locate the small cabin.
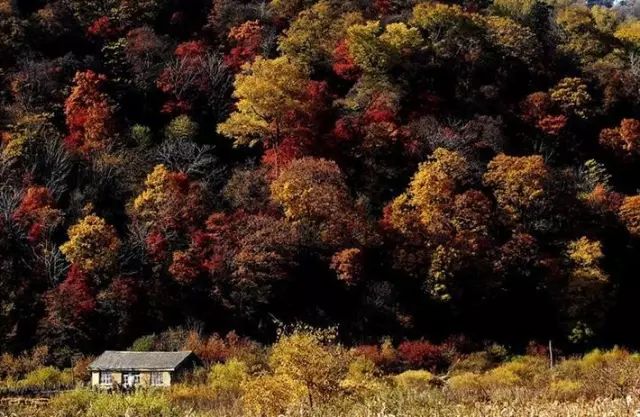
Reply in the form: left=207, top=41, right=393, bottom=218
left=88, top=351, right=197, bottom=388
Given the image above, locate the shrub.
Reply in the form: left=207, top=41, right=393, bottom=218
left=0, top=353, right=20, bottom=381
left=451, top=352, right=495, bottom=374
left=485, top=343, right=509, bottom=363
left=0, top=346, right=49, bottom=380
left=165, top=115, right=198, bottom=141
left=397, top=340, right=450, bottom=371
left=485, top=355, right=548, bottom=388
left=269, top=327, right=347, bottom=407
left=482, top=364, right=522, bottom=388
left=553, top=357, right=583, bottom=381
left=18, top=366, right=73, bottom=389
left=72, top=356, right=94, bottom=383
left=47, top=389, right=98, bottom=416
left=181, top=366, right=210, bottom=385
left=339, top=356, right=384, bottom=398
left=167, top=384, right=221, bottom=409
left=447, top=371, right=487, bottom=401
left=570, top=347, right=640, bottom=398
left=130, top=124, right=153, bottom=146
left=155, top=328, right=192, bottom=351
left=548, top=379, right=583, bottom=401
left=129, top=328, right=194, bottom=352
left=393, top=370, right=434, bottom=391
left=241, top=374, right=306, bottom=417
left=183, top=330, right=264, bottom=369
left=447, top=355, right=549, bottom=402
left=352, top=345, right=381, bottom=363
left=184, top=331, right=227, bottom=365
left=209, top=359, right=249, bottom=398
left=86, top=391, right=175, bottom=417
left=352, top=338, right=398, bottom=371
left=129, top=334, right=156, bottom=351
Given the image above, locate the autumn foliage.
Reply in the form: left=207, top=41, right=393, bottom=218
left=6, top=0, right=640, bottom=363
left=63, top=70, right=116, bottom=155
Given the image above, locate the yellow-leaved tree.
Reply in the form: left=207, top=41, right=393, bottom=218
left=270, top=157, right=378, bottom=248
left=130, top=164, right=204, bottom=233
left=615, top=20, right=640, bottom=48
left=345, top=21, right=422, bottom=76
left=268, top=327, right=347, bottom=408
left=562, top=237, right=610, bottom=344
left=278, top=1, right=363, bottom=67
left=483, top=153, right=552, bottom=225
left=387, top=148, right=469, bottom=237
left=384, top=148, right=492, bottom=301
left=619, top=195, right=640, bottom=237
left=217, top=56, right=312, bottom=173
left=60, top=214, right=121, bottom=272
left=483, top=15, right=540, bottom=64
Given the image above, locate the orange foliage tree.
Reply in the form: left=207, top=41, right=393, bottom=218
left=63, top=70, right=116, bottom=155
left=599, top=118, right=640, bottom=157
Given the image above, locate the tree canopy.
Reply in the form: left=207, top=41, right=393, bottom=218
left=4, top=0, right=640, bottom=361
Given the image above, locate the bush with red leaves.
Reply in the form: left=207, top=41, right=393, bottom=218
left=332, top=40, right=360, bottom=81
left=397, top=340, right=451, bottom=371
left=87, top=16, right=119, bottom=39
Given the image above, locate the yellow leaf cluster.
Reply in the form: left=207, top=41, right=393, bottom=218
left=591, top=5, right=620, bottom=34
left=567, top=236, right=604, bottom=270
left=270, top=157, right=376, bottom=247
left=379, top=22, right=423, bottom=52
left=1, top=113, right=56, bottom=160
left=411, top=2, right=468, bottom=31
left=270, top=157, right=348, bottom=221
left=483, top=153, right=550, bottom=222
left=491, top=0, right=537, bottom=22
left=269, top=328, right=346, bottom=406
left=346, top=21, right=422, bottom=75
left=132, top=164, right=172, bottom=226
left=556, top=5, right=595, bottom=33
left=241, top=374, right=306, bottom=416
left=484, top=15, right=540, bottom=63
left=60, top=215, right=121, bottom=272
left=165, top=115, right=198, bottom=141
left=340, top=356, right=383, bottom=397
left=217, top=56, right=310, bottom=147
left=615, top=20, right=640, bottom=47
left=556, top=6, right=610, bottom=63
left=619, top=195, right=640, bottom=237
left=279, top=1, right=363, bottom=66
left=550, top=77, right=592, bottom=118
left=388, top=148, right=468, bottom=235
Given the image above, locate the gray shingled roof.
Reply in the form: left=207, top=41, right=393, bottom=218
left=88, top=351, right=194, bottom=371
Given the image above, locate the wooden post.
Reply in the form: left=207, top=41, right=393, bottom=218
left=549, top=340, right=554, bottom=368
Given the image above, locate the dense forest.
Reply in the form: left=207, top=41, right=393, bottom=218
left=4, top=0, right=640, bottom=364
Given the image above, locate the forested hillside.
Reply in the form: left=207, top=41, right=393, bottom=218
left=3, top=0, right=640, bottom=364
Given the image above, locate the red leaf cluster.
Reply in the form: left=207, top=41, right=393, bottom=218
left=44, top=266, right=96, bottom=327
left=224, top=20, right=263, bottom=71
left=63, top=70, right=115, bottom=155
left=600, top=118, right=640, bottom=157
left=87, top=16, right=119, bottom=39
left=397, top=340, right=450, bottom=371
left=332, top=40, right=360, bottom=81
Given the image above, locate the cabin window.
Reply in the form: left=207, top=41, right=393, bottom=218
left=122, top=372, right=141, bottom=386
left=151, top=372, right=163, bottom=386
left=99, top=372, right=112, bottom=385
